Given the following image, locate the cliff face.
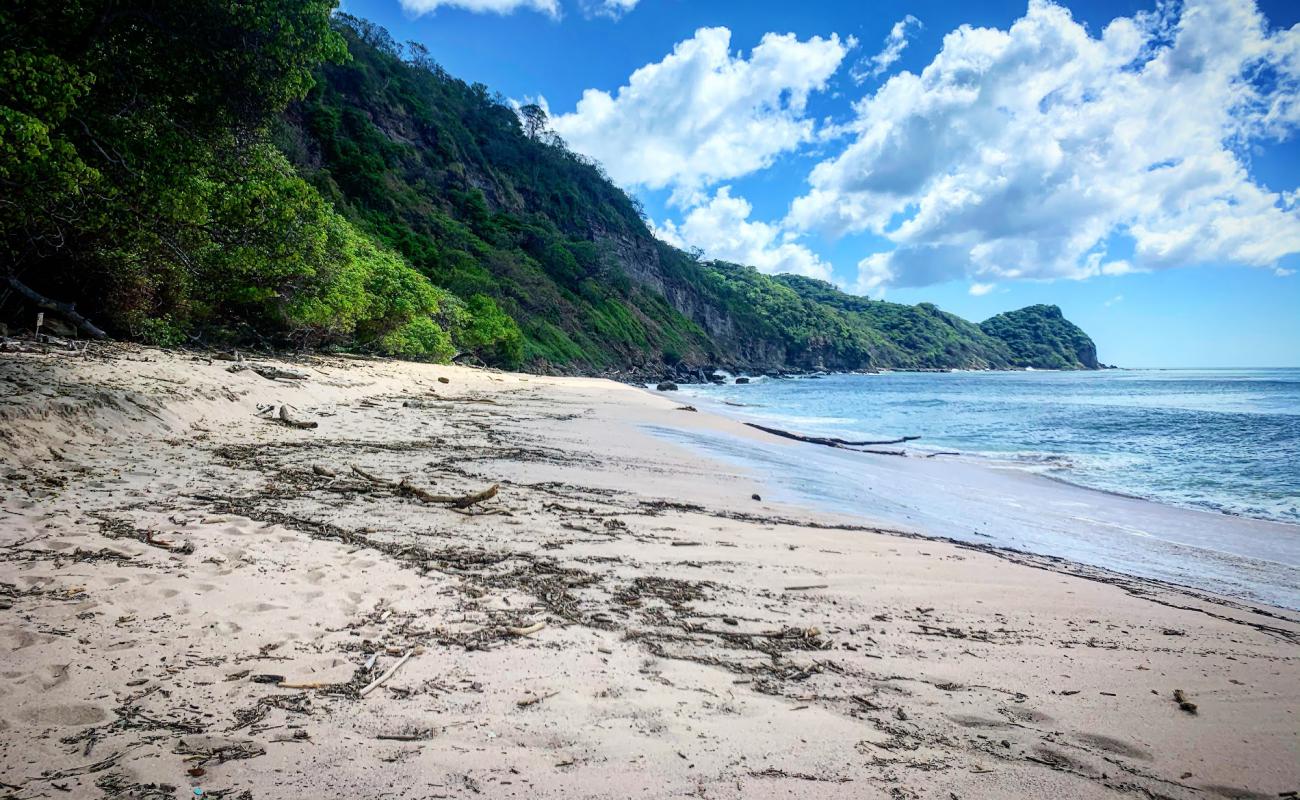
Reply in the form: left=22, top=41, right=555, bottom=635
left=281, top=18, right=1100, bottom=374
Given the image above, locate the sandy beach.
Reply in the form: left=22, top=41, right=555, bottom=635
left=1, top=345, right=1297, bottom=799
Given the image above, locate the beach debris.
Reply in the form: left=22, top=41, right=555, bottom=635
left=1173, top=689, right=1198, bottom=714
left=312, top=464, right=336, bottom=477
left=403, top=395, right=498, bottom=406
left=174, top=735, right=266, bottom=765
left=226, top=363, right=308, bottom=381
left=784, top=584, right=829, bottom=592
left=249, top=674, right=285, bottom=684
left=276, top=405, right=318, bottom=429
left=751, top=493, right=761, bottom=501
left=376, top=731, right=435, bottom=741
left=507, top=621, right=546, bottom=637
left=349, top=465, right=499, bottom=509
left=144, top=531, right=193, bottom=555
left=517, top=691, right=559, bottom=708
left=438, top=376, right=450, bottom=384
left=1162, top=629, right=1186, bottom=636
left=675, top=405, right=697, bottom=412
left=744, top=422, right=920, bottom=449
left=359, top=650, right=413, bottom=698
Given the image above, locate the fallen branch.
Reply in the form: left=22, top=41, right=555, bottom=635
left=517, top=691, right=559, bottom=708
left=784, top=584, right=829, bottom=591
left=227, top=363, right=308, bottom=381
left=144, top=532, right=193, bottom=555
left=5, top=273, right=107, bottom=338
left=745, top=422, right=918, bottom=449
left=359, top=650, right=413, bottom=698
left=349, top=465, right=499, bottom=509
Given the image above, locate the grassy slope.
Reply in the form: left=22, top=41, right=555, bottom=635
left=279, top=18, right=1098, bottom=373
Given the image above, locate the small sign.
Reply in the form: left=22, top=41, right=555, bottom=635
left=36, top=312, right=44, bottom=327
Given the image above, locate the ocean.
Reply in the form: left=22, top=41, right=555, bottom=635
left=650, top=368, right=1300, bottom=609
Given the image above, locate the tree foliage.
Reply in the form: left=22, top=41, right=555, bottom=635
left=0, top=0, right=449, bottom=356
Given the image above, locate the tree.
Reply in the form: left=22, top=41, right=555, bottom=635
left=518, top=103, right=548, bottom=141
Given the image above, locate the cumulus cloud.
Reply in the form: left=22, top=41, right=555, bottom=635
left=1105, top=294, right=1124, bottom=306
left=853, top=15, right=922, bottom=83
left=968, top=282, right=995, bottom=296
left=654, top=188, right=833, bottom=280
left=399, top=0, right=558, bottom=15
left=788, top=0, right=1300, bottom=291
left=549, top=27, right=848, bottom=204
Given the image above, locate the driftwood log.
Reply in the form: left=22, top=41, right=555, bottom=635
left=5, top=273, right=107, bottom=339
left=277, top=405, right=318, bottom=429
left=350, top=465, right=499, bottom=509
left=744, top=422, right=918, bottom=451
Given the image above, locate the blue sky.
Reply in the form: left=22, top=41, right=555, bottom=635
left=338, top=0, right=1300, bottom=367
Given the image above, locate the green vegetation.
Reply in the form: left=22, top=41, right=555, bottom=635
left=1, top=4, right=1099, bottom=372
left=1, top=0, right=453, bottom=357
left=980, top=305, right=1100, bottom=370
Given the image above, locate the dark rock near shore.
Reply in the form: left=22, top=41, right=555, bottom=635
left=656, top=381, right=678, bottom=391
left=735, top=377, right=750, bottom=384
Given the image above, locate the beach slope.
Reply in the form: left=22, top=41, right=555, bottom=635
left=1, top=346, right=1296, bottom=799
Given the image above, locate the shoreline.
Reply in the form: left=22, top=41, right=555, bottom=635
left=2, top=345, right=1296, bottom=798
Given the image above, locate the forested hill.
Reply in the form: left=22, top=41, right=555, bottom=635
left=1, top=4, right=1099, bottom=373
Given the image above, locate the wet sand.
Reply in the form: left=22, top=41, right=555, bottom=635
left=1, top=345, right=1297, bottom=799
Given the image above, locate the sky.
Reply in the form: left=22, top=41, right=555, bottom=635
left=337, top=0, right=1300, bottom=367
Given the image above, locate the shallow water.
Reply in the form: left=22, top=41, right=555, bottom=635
left=674, top=368, right=1300, bottom=524
left=650, top=368, right=1300, bottom=609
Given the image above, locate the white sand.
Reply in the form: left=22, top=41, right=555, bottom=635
left=1, top=345, right=1296, bottom=799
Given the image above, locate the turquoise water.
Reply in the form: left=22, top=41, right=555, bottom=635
left=676, top=368, right=1300, bottom=524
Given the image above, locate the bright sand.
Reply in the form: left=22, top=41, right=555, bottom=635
left=1, top=346, right=1296, bottom=799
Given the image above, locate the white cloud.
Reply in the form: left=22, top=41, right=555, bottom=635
left=968, top=282, right=996, bottom=296
left=584, top=0, right=638, bottom=18
left=1105, top=294, right=1124, bottom=306
left=398, top=0, right=558, bottom=16
left=853, top=15, right=922, bottom=83
left=787, top=0, right=1300, bottom=291
left=1276, top=267, right=1297, bottom=277
left=549, top=27, right=848, bottom=204
left=654, top=187, right=833, bottom=280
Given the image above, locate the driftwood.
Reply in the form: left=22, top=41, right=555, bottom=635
left=144, top=532, right=193, bottom=555
left=5, top=273, right=107, bottom=338
left=359, top=650, right=413, bottom=698
left=350, top=465, right=499, bottom=509
left=227, top=363, right=308, bottom=381
left=517, top=691, right=559, bottom=707
left=277, top=405, right=318, bottom=429
left=507, top=621, right=546, bottom=637
left=744, top=423, right=918, bottom=449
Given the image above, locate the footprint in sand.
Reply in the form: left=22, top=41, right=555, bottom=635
left=1000, top=706, right=1054, bottom=725
left=1076, top=732, right=1152, bottom=761
left=19, top=704, right=107, bottom=727
left=235, top=601, right=286, bottom=614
